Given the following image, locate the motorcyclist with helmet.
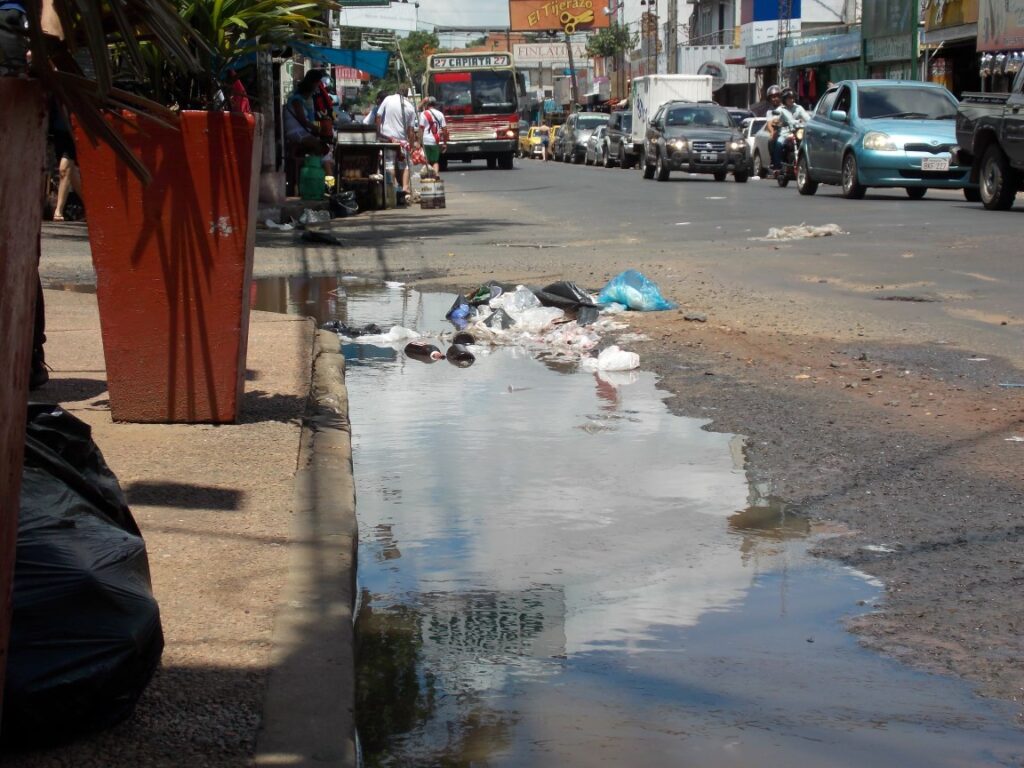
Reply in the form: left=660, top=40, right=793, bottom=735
left=769, top=87, right=810, bottom=171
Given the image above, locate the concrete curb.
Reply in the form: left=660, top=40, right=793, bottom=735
left=255, top=329, right=357, bottom=767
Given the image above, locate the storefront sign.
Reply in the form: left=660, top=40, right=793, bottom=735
left=697, top=61, right=727, bottom=91
left=783, top=30, right=862, bottom=67
left=863, top=0, right=914, bottom=38
left=865, top=34, right=914, bottom=63
left=508, top=0, right=611, bottom=33
left=513, top=42, right=588, bottom=64
left=923, top=0, right=977, bottom=30
left=746, top=38, right=779, bottom=67
left=431, top=54, right=512, bottom=70
left=978, top=0, right=1024, bottom=51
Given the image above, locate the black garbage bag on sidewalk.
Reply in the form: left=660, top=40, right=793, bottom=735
left=2, top=405, right=163, bottom=746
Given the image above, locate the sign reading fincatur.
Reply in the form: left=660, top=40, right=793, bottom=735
left=509, top=0, right=611, bottom=32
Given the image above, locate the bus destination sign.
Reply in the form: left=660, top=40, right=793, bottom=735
left=432, top=54, right=512, bottom=69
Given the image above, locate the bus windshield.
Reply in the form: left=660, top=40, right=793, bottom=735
left=428, top=70, right=517, bottom=115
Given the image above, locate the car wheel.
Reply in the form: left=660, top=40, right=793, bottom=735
left=713, top=171, right=727, bottom=182
left=620, top=146, right=631, bottom=169
left=734, top=171, right=748, bottom=183
left=841, top=153, right=866, bottom=199
left=655, top=152, right=670, bottom=181
left=979, top=144, right=1018, bottom=210
left=905, top=187, right=927, bottom=200
left=963, top=187, right=981, bottom=202
left=796, top=153, right=818, bottom=196
left=753, top=150, right=766, bottom=177
left=641, top=149, right=655, bottom=180
left=603, top=148, right=614, bottom=168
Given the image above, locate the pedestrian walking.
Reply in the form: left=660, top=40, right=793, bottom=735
left=376, top=90, right=419, bottom=197
left=418, top=96, right=447, bottom=174
left=50, top=99, right=83, bottom=222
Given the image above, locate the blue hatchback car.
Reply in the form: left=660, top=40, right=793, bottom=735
left=796, top=80, right=979, bottom=200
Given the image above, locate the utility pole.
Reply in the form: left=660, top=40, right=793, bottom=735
left=666, top=0, right=678, bottom=74
left=565, top=32, right=580, bottom=109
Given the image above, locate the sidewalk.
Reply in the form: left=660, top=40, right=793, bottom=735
left=5, top=289, right=357, bottom=767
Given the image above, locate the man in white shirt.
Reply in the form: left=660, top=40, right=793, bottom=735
left=376, top=91, right=419, bottom=195
left=418, top=96, right=447, bottom=174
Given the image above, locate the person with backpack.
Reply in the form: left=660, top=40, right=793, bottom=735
left=418, top=96, right=448, bottom=174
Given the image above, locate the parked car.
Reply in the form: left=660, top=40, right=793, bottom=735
left=607, top=110, right=634, bottom=168
left=518, top=126, right=547, bottom=158
left=740, top=117, right=768, bottom=174
left=585, top=125, right=611, bottom=165
left=727, top=107, right=754, bottom=126
left=796, top=79, right=976, bottom=200
left=955, top=66, right=1024, bottom=209
left=558, top=111, right=610, bottom=164
left=640, top=101, right=748, bottom=182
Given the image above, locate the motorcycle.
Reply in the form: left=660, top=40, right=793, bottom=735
left=775, top=126, right=804, bottom=188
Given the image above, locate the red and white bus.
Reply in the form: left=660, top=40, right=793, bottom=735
left=424, top=52, right=523, bottom=170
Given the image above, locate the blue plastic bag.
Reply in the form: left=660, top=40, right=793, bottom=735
left=597, top=270, right=677, bottom=311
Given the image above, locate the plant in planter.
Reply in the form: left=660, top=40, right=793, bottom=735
left=65, top=0, right=333, bottom=424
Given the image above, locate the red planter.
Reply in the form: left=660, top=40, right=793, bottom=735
left=75, top=111, right=263, bottom=423
left=0, top=80, right=46, bottom=719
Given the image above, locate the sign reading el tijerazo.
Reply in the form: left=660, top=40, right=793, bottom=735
left=509, top=0, right=611, bottom=33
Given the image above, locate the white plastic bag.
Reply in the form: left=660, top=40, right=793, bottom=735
left=581, top=345, right=640, bottom=372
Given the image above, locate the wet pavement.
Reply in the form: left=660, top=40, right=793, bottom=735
left=250, top=275, right=1024, bottom=767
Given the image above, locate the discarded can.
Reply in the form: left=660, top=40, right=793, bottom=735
left=404, top=341, right=444, bottom=362
left=446, top=343, right=475, bottom=368
left=420, top=177, right=446, bottom=209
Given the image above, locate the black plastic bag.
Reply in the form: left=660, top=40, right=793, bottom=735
left=530, top=281, right=599, bottom=326
left=321, top=320, right=383, bottom=338
left=2, top=405, right=163, bottom=746
left=484, top=308, right=516, bottom=330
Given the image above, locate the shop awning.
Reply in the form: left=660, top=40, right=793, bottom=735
left=724, top=56, right=745, bottom=65
left=287, top=42, right=392, bottom=78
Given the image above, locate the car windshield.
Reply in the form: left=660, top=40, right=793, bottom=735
left=577, top=115, right=607, bottom=130
left=621, top=114, right=632, bottom=131
left=665, top=106, right=732, bottom=127
left=751, top=118, right=767, bottom=134
left=857, top=87, right=957, bottom=120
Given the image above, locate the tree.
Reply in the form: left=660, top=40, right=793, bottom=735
left=585, top=22, right=637, bottom=59
left=398, top=30, right=440, bottom=91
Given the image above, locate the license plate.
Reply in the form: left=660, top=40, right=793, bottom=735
left=466, top=145, right=481, bottom=152
left=700, top=153, right=717, bottom=162
left=921, top=157, right=950, bottom=171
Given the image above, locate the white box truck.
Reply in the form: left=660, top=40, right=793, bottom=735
left=627, top=75, right=713, bottom=165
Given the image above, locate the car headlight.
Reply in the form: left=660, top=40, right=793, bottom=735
left=863, top=131, right=898, bottom=151
left=729, top=141, right=743, bottom=151
left=669, top=138, right=688, bottom=150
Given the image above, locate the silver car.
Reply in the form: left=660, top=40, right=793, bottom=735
left=584, top=125, right=610, bottom=165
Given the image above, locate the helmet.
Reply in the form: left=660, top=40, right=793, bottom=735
left=781, top=88, right=795, bottom=100
left=766, top=85, right=782, bottom=97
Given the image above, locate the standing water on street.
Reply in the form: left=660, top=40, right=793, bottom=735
left=255, top=278, right=1023, bottom=768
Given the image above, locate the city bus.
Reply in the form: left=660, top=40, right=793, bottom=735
left=424, top=52, right=523, bottom=170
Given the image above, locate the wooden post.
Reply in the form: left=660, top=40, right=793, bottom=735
left=0, top=80, right=47, bottom=723
left=565, top=33, right=580, bottom=109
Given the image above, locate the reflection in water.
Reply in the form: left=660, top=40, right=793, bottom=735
left=302, top=281, right=1021, bottom=768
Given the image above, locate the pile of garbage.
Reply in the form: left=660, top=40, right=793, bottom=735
left=324, top=270, right=679, bottom=373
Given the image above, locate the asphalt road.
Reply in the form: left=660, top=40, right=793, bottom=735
left=38, top=155, right=1024, bottom=722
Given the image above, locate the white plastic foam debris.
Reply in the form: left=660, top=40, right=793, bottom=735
left=1005, top=435, right=1024, bottom=442
left=265, top=219, right=294, bottom=231
left=581, top=345, right=640, bottom=372
left=345, top=326, right=420, bottom=343
left=861, top=544, right=898, bottom=553
left=761, top=223, right=845, bottom=240
left=490, top=285, right=542, bottom=314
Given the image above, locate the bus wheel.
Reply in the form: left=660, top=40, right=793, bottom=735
left=439, top=156, right=448, bottom=172
left=487, top=156, right=498, bottom=169
left=498, top=152, right=514, bottom=170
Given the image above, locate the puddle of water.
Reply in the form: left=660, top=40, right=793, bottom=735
left=270, top=280, right=1022, bottom=768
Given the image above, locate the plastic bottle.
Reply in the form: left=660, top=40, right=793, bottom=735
left=404, top=341, right=444, bottom=362
left=446, top=343, right=475, bottom=368
left=299, top=156, right=326, bottom=201
left=452, top=331, right=475, bottom=346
